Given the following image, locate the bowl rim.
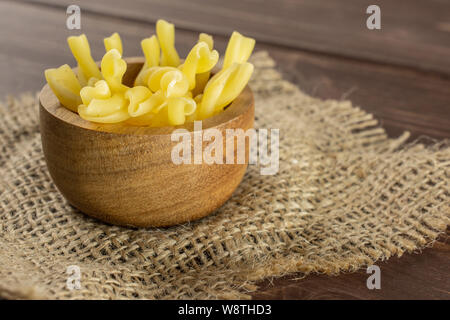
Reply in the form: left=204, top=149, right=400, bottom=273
left=39, top=56, right=254, bottom=136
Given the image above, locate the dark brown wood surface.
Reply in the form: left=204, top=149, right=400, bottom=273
left=0, top=0, right=449, bottom=299
left=25, top=0, right=450, bottom=75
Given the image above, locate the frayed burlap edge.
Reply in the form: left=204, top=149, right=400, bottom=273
left=0, top=51, right=449, bottom=299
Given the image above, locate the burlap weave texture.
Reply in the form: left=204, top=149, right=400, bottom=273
left=0, top=51, right=448, bottom=299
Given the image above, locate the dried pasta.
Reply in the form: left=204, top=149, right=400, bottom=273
left=45, top=19, right=255, bottom=127
left=197, top=62, right=254, bottom=119
left=104, top=32, right=123, bottom=55
left=134, top=36, right=160, bottom=86
left=44, top=64, right=82, bottom=112
left=193, top=33, right=214, bottom=96
left=100, top=49, right=129, bottom=93
left=67, top=34, right=102, bottom=85
left=222, top=31, right=255, bottom=69
left=156, top=19, right=180, bottom=67
left=78, top=93, right=130, bottom=123
left=181, top=41, right=218, bottom=90
left=80, top=80, right=111, bottom=105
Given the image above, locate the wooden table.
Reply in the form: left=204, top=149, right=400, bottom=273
left=0, top=0, right=448, bottom=299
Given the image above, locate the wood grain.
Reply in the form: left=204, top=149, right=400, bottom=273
left=267, top=47, right=450, bottom=140
left=0, top=0, right=448, bottom=299
left=253, top=230, right=450, bottom=300
left=23, top=0, right=450, bottom=75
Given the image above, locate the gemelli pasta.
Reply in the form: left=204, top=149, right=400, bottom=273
left=44, top=19, right=255, bottom=127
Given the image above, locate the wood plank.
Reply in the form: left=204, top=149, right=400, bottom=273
left=267, top=47, right=450, bottom=140
left=253, top=231, right=450, bottom=300
left=23, top=0, right=450, bottom=75
left=0, top=1, right=448, bottom=299
left=0, top=2, right=192, bottom=95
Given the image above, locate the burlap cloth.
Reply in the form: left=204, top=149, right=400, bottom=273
left=0, top=51, right=448, bottom=299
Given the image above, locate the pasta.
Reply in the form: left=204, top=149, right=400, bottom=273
left=44, top=64, right=82, bottom=112
left=80, top=80, right=111, bottom=105
left=133, top=90, right=166, bottom=117
left=67, top=34, right=102, bottom=85
left=134, top=36, right=160, bottom=86
left=87, top=77, right=100, bottom=87
left=146, top=67, right=188, bottom=98
left=100, top=49, right=129, bottom=93
left=156, top=19, right=180, bottom=67
left=167, top=97, right=197, bottom=126
left=104, top=32, right=123, bottom=55
left=181, top=41, right=218, bottom=90
left=197, top=62, right=254, bottom=120
left=222, top=31, right=255, bottom=70
left=193, top=33, right=214, bottom=96
left=199, top=33, right=213, bottom=51
left=78, top=93, right=130, bottom=123
left=211, top=62, right=254, bottom=110
left=45, top=19, right=255, bottom=127
left=125, top=86, right=152, bottom=117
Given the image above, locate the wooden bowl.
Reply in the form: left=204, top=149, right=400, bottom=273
left=39, top=57, right=254, bottom=227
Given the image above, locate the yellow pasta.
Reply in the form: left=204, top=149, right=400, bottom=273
left=192, top=73, right=210, bottom=97
left=147, top=67, right=189, bottom=98
left=78, top=109, right=130, bottom=123
left=130, top=101, right=169, bottom=127
left=47, top=20, right=256, bottom=127
left=222, top=31, right=255, bottom=70
left=181, top=42, right=218, bottom=90
left=156, top=19, right=180, bottom=67
left=134, top=90, right=166, bottom=117
left=125, top=86, right=152, bottom=117
left=197, top=62, right=254, bottom=120
left=185, top=91, right=193, bottom=99
left=78, top=93, right=130, bottom=123
left=104, top=32, right=123, bottom=55
left=185, top=94, right=203, bottom=123
left=135, top=36, right=160, bottom=86
left=44, top=64, right=82, bottom=112
left=126, top=92, right=183, bottom=126
left=80, top=80, right=111, bottom=105
left=146, top=67, right=175, bottom=92
left=101, top=49, right=129, bottom=93
left=125, top=112, right=156, bottom=126
left=77, top=66, right=89, bottom=87
left=192, top=33, right=215, bottom=97
left=194, top=94, right=203, bottom=104
left=211, top=62, right=253, bottom=110
left=160, top=69, right=190, bottom=98
left=199, top=33, right=213, bottom=51
left=67, top=34, right=102, bottom=84
left=149, top=106, right=170, bottom=127
left=167, top=97, right=197, bottom=125
left=87, top=77, right=100, bottom=87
